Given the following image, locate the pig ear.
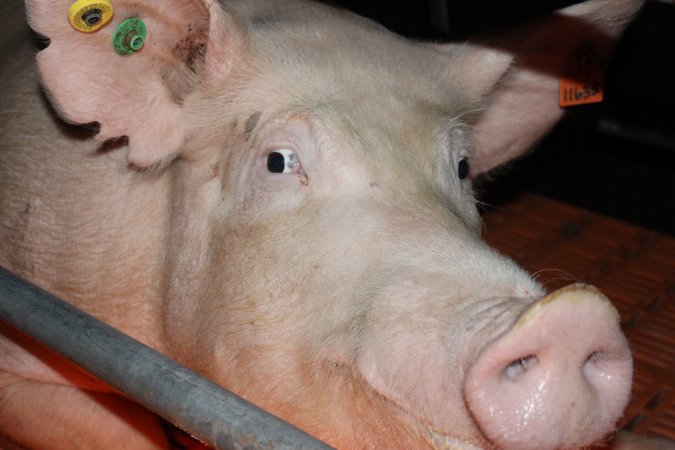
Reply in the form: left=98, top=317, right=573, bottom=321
left=26, top=0, right=244, bottom=168
left=442, top=0, right=644, bottom=175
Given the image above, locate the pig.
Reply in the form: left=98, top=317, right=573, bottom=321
left=0, top=0, right=654, bottom=448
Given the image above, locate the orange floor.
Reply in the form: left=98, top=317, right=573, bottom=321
left=483, top=192, right=675, bottom=442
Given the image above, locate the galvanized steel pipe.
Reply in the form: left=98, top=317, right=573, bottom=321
left=0, top=266, right=333, bottom=450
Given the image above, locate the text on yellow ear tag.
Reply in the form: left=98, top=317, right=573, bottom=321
left=68, top=0, right=114, bottom=33
left=560, top=48, right=605, bottom=108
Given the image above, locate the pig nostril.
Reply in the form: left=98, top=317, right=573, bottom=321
left=583, top=350, right=616, bottom=380
left=585, top=351, right=602, bottom=365
left=583, top=351, right=614, bottom=372
left=503, top=355, right=538, bottom=381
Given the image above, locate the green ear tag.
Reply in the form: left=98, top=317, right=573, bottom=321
left=112, top=18, right=147, bottom=55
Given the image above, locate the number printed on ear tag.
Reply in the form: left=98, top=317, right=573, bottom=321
left=68, top=0, right=114, bottom=33
left=560, top=48, right=605, bottom=108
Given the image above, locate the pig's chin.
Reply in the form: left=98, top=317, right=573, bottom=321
left=355, top=377, right=489, bottom=450
left=420, top=425, right=487, bottom=450
left=353, top=362, right=491, bottom=449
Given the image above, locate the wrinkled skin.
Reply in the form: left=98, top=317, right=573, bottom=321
left=0, top=0, right=659, bottom=448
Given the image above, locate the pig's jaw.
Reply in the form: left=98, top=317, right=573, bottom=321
left=421, top=426, right=487, bottom=450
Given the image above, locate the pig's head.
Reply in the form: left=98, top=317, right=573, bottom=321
left=28, top=0, right=642, bottom=448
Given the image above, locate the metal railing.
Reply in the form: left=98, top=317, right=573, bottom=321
left=0, top=266, right=333, bottom=450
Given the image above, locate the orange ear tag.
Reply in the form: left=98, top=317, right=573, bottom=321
left=559, top=48, right=605, bottom=108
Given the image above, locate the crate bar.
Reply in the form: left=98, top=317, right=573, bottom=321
left=0, top=266, right=332, bottom=450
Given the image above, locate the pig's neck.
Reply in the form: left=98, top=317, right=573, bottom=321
left=0, top=123, right=173, bottom=354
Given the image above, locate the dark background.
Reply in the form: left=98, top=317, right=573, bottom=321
left=329, top=0, right=675, bottom=236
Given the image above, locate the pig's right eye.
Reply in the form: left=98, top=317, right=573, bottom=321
left=458, top=158, right=470, bottom=180
left=266, top=149, right=299, bottom=174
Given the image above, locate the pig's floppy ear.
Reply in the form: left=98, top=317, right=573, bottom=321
left=26, top=0, right=243, bottom=168
left=442, top=0, right=644, bottom=175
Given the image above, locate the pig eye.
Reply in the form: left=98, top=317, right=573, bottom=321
left=457, top=158, right=470, bottom=180
left=266, top=149, right=299, bottom=174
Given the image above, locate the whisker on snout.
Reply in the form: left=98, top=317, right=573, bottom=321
left=530, top=268, right=580, bottom=288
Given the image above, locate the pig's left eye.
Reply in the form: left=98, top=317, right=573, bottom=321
left=458, top=158, right=470, bottom=180
left=267, top=149, right=299, bottom=174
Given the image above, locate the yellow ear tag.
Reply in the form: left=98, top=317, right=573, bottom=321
left=560, top=48, right=605, bottom=108
left=68, top=0, right=114, bottom=33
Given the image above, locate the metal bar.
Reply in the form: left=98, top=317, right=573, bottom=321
left=0, top=266, right=333, bottom=450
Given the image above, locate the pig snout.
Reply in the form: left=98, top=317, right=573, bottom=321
left=465, top=283, right=633, bottom=450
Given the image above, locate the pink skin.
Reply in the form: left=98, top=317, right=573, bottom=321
left=465, top=285, right=633, bottom=449
left=0, top=0, right=648, bottom=448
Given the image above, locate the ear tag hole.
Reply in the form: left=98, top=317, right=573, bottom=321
left=112, top=18, right=147, bottom=56
left=82, top=9, right=102, bottom=26
left=68, top=0, right=114, bottom=32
